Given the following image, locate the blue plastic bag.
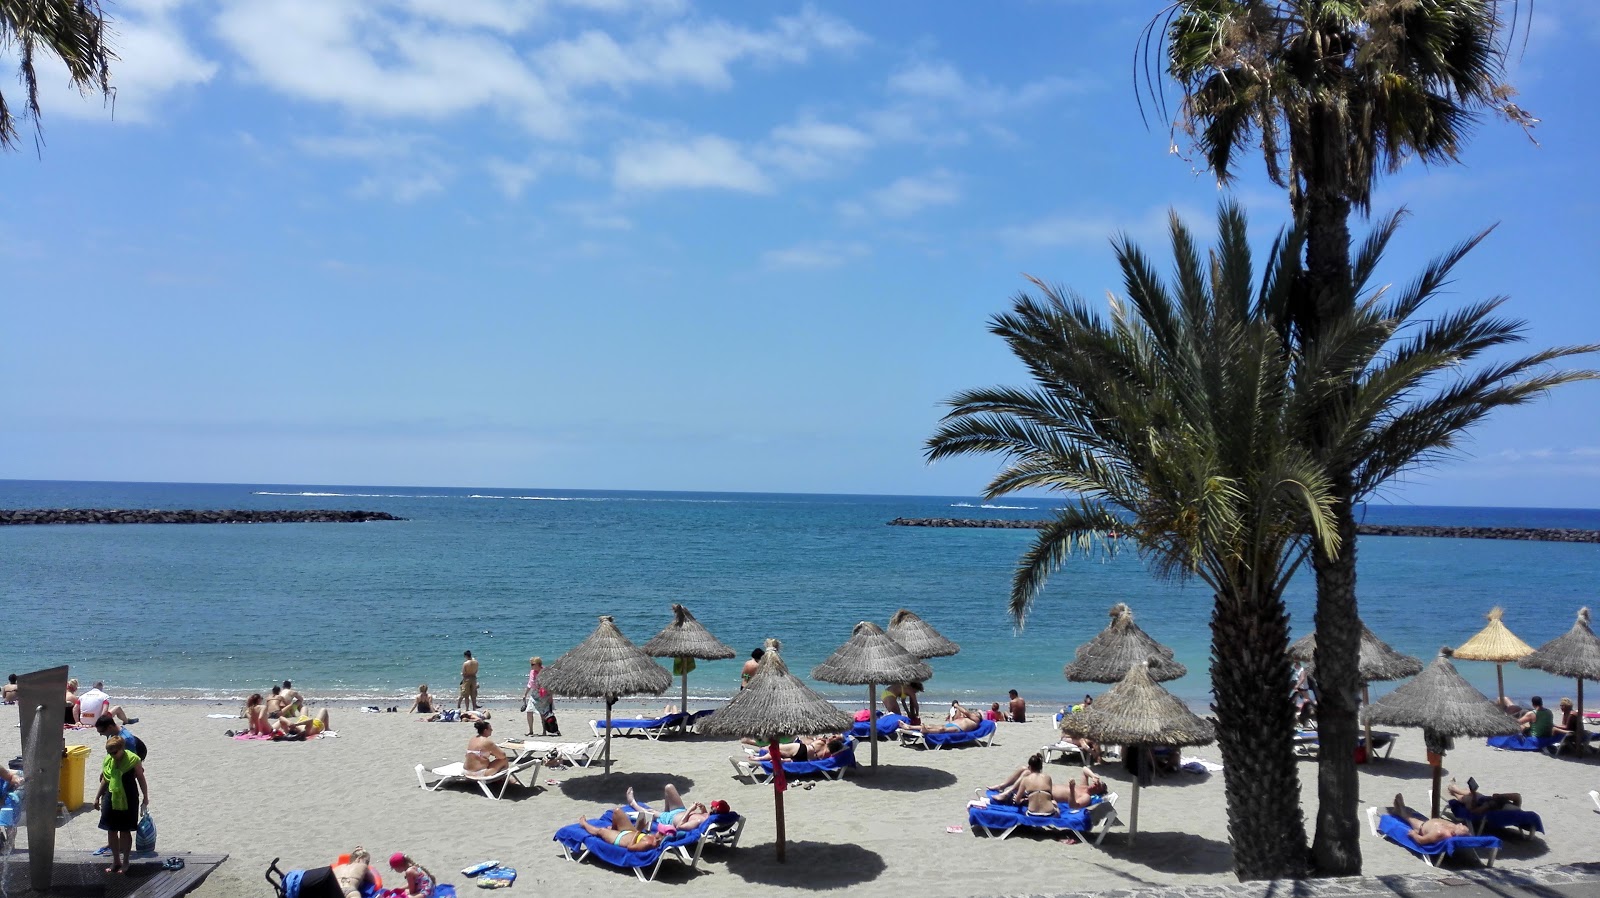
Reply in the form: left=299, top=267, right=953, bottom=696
left=135, top=811, right=157, bottom=852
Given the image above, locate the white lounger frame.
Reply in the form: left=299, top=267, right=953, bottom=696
left=967, top=792, right=1120, bottom=846
left=728, top=756, right=850, bottom=785
left=414, top=755, right=542, bottom=800
left=1365, top=806, right=1497, bottom=867
left=559, top=816, right=745, bottom=882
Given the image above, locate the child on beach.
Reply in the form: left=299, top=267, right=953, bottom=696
left=387, top=852, right=436, bottom=898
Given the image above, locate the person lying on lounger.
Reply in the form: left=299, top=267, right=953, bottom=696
left=749, top=736, right=845, bottom=763
left=624, top=785, right=713, bottom=832
left=991, top=752, right=1054, bottom=808
left=1446, top=778, right=1521, bottom=815
left=899, top=715, right=979, bottom=734
left=1389, top=793, right=1471, bottom=844
left=577, top=810, right=665, bottom=851
left=1054, top=768, right=1108, bottom=809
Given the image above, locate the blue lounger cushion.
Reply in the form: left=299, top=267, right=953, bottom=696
left=553, top=811, right=739, bottom=870
left=1377, top=812, right=1500, bottom=858
left=1446, top=799, right=1543, bottom=835
left=758, top=738, right=857, bottom=776
left=1486, top=734, right=1562, bottom=752
left=607, top=713, right=683, bottom=730
left=923, top=718, right=996, bottom=747
left=850, top=714, right=907, bottom=740
left=967, top=790, right=1096, bottom=835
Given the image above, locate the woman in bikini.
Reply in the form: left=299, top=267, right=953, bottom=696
left=991, top=753, right=1056, bottom=814
left=899, top=713, right=979, bottom=735
left=243, top=693, right=273, bottom=735
left=577, top=810, right=665, bottom=852
left=464, top=720, right=508, bottom=776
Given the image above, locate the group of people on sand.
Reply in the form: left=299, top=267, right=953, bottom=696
left=63, top=678, right=135, bottom=727
left=987, top=754, right=1108, bottom=816
left=291, top=847, right=438, bottom=898
left=575, top=785, right=732, bottom=853
left=238, top=682, right=331, bottom=740
left=1509, top=695, right=1588, bottom=754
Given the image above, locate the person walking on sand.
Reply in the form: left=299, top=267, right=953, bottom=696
left=458, top=651, right=479, bottom=711
left=522, top=657, right=556, bottom=736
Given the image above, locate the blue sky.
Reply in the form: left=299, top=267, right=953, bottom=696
left=3, top=1, right=1597, bottom=505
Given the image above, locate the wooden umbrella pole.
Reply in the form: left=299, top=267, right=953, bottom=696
left=1430, top=760, right=1442, bottom=819
left=680, top=667, right=690, bottom=734
left=771, top=737, right=787, bottom=863
left=1496, top=664, right=1505, bottom=705
left=1130, top=747, right=1143, bottom=846
left=868, top=682, right=878, bottom=769
left=1362, top=684, right=1373, bottom=765
left=605, top=695, right=615, bottom=775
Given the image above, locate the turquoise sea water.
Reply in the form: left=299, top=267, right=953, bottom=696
left=3, top=479, right=1598, bottom=709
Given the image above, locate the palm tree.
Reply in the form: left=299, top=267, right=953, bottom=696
left=1144, top=1, right=1538, bottom=872
left=1, top=0, right=116, bottom=151
left=928, top=203, right=1334, bottom=879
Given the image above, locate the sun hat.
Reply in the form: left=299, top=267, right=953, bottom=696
left=710, top=799, right=731, bottom=814
left=656, top=825, right=676, bottom=837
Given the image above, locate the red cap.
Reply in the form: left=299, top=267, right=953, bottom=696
left=389, top=853, right=407, bottom=870
left=710, top=800, right=731, bottom=815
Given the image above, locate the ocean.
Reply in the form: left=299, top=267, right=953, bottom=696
left=3, top=479, right=1598, bottom=710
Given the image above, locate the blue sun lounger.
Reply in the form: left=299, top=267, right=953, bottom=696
left=850, top=713, right=907, bottom=740
left=591, top=713, right=686, bottom=740
left=729, top=737, right=858, bottom=784
left=965, top=790, right=1119, bottom=845
left=1366, top=807, right=1500, bottom=867
left=1445, top=799, right=1543, bottom=838
left=1486, top=734, right=1563, bottom=753
left=553, top=810, right=744, bottom=882
left=900, top=718, right=997, bottom=750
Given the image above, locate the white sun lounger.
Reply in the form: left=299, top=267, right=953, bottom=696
left=1041, top=740, right=1088, bottom=766
left=500, top=737, right=606, bottom=768
left=415, top=754, right=543, bottom=800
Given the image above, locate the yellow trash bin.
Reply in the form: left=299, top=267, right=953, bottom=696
left=59, top=745, right=90, bottom=812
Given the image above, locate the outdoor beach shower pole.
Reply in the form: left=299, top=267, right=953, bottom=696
left=770, top=736, right=787, bottom=863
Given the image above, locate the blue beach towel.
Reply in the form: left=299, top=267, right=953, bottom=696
left=606, top=713, right=683, bottom=731
left=1377, top=812, right=1500, bottom=860
left=1446, top=799, right=1544, bottom=835
left=758, top=738, right=857, bottom=776
left=1486, top=734, right=1562, bottom=752
left=922, top=718, right=996, bottom=748
left=849, top=714, right=906, bottom=740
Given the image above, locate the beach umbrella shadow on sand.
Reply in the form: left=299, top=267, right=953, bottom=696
left=1289, top=619, right=1421, bottom=762
left=1363, top=647, right=1518, bottom=817
left=812, top=621, right=932, bottom=769
left=642, top=603, right=735, bottom=733
left=1060, top=658, right=1215, bottom=845
left=541, top=615, right=672, bottom=775
left=886, top=609, right=958, bottom=719
left=698, top=638, right=854, bottom=863
left=1452, top=606, right=1535, bottom=706
left=1065, top=603, right=1187, bottom=684
left=1518, top=607, right=1600, bottom=726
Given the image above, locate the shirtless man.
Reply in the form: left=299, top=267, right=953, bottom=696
left=1390, top=793, right=1471, bottom=844
left=1053, top=767, right=1108, bottom=809
left=265, top=686, right=287, bottom=719
left=464, top=720, right=507, bottom=775
left=280, top=681, right=303, bottom=716
left=577, top=810, right=664, bottom=852
left=899, top=714, right=978, bottom=734
left=1447, top=777, right=1522, bottom=815
left=740, top=648, right=763, bottom=688
left=2, top=674, right=17, bottom=703
left=458, top=651, right=479, bottom=711
left=1007, top=689, right=1027, bottom=723
left=624, top=784, right=712, bottom=833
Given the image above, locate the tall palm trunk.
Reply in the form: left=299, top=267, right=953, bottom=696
left=1310, top=491, right=1363, bottom=874
left=1210, top=583, right=1309, bottom=879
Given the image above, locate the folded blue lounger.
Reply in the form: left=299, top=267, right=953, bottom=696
left=850, top=714, right=907, bottom=740
left=1371, top=810, right=1500, bottom=866
left=1486, top=734, right=1562, bottom=752
left=966, top=790, right=1116, bottom=845
left=1446, top=799, right=1543, bottom=837
left=553, top=810, right=743, bottom=881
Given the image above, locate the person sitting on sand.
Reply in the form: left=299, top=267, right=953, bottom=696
left=293, top=848, right=377, bottom=898
left=409, top=685, right=435, bottom=715
left=984, top=702, right=1005, bottom=722
left=1447, top=777, right=1521, bottom=815
left=464, top=720, right=507, bottom=776
left=1518, top=695, right=1553, bottom=738
left=1388, top=793, right=1471, bottom=844
left=280, top=681, right=304, bottom=717
left=577, top=809, right=665, bottom=851
left=1007, top=689, right=1027, bottom=723
left=273, top=709, right=331, bottom=740
left=2, top=674, right=16, bottom=704
left=242, top=694, right=274, bottom=735
left=265, top=686, right=287, bottom=720
left=77, top=682, right=132, bottom=727
left=1552, top=697, right=1585, bottom=754
left=624, top=785, right=714, bottom=833
left=387, top=852, right=436, bottom=898
left=64, top=678, right=80, bottom=725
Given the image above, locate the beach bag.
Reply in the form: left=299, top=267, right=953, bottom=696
left=135, top=810, right=157, bottom=852
left=542, top=713, right=560, bottom=734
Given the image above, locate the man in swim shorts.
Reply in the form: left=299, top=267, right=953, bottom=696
left=1446, top=777, right=1521, bottom=815
left=623, top=784, right=713, bottom=832
left=1390, top=793, right=1471, bottom=844
left=458, top=651, right=479, bottom=711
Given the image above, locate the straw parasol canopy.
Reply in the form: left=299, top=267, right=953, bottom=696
left=1063, top=603, right=1187, bottom=684
left=1453, top=607, right=1535, bottom=705
left=1059, top=659, right=1214, bottom=844
left=1518, top=607, right=1600, bottom=718
left=1363, top=647, right=1519, bottom=816
left=542, top=615, right=673, bottom=774
left=812, top=621, right=933, bottom=768
left=700, top=639, right=854, bottom=863
left=887, top=609, right=960, bottom=658
left=642, top=603, right=736, bottom=730
left=1286, top=622, right=1423, bottom=683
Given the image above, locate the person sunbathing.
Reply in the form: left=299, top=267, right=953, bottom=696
left=1389, top=793, right=1471, bottom=844
left=624, top=785, right=712, bottom=832
left=243, top=694, right=274, bottom=735
left=1057, top=733, right=1103, bottom=764
left=1054, top=768, right=1108, bottom=809
left=1447, top=778, right=1521, bottom=815
left=292, top=847, right=376, bottom=898
left=991, top=753, right=1055, bottom=809
left=900, top=715, right=979, bottom=734
left=750, top=736, right=844, bottom=764
left=577, top=810, right=664, bottom=851
left=273, top=709, right=331, bottom=740
left=465, top=720, right=508, bottom=775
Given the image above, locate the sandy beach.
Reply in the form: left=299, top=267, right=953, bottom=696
left=6, top=698, right=1596, bottom=896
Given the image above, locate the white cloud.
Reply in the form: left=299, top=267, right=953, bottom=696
left=761, top=241, right=869, bottom=270
left=887, top=60, right=1080, bottom=116
left=761, top=116, right=873, bottom=176
left=841, top=169, right=962, bottom=219
left=614, top=135, right=770, bottom=193
left=485, top=158, right=542, bottom=199
left=558, top=201, right=634, bottom=230
left=293, top=130, right=453, bottom=202
left=999, top=203, right=1213, bottom=250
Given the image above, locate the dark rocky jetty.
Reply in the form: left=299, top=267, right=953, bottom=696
left=888, top=517, right=1600, bottom=543
left=0, top=509, right=404, bottom=525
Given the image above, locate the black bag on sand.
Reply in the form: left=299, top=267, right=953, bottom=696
left=542, top=713, right=560, bottom=736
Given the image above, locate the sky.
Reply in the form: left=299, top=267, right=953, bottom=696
left=3, top=1, right=1598, bottom=505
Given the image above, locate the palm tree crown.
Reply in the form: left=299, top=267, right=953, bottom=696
left=1, top=0, right=116, bottom=151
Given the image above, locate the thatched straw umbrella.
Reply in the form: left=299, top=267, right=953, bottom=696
left=1059, top=659, right=1215, bottom=844
left=642, top=603, right=735, bottom=732
left=887, top=609, right=958, bottom=719
left=1518, top=607, right=1600, bottom=720
left=1064, top=603, right=1187, bottom=684
left=541, top=615, right=672, bottom=774
left=812, top=621, right=933, bottom=769
left=1288, top=620, right=1421, bottom=762
left=699, top=638, right=853, bottom=863
left=1363, top=648, right=1519, bottom=817
left=1453, top=607, right=1534, bottom=705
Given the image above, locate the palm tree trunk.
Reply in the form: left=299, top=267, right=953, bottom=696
left=1210, top=585, right=1308, bottom=879
left=1310, top=493, right=1363, bottom=876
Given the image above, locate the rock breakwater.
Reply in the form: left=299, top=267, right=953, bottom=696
left=0, top=509, right=404, bottom=526
left=888, top=518, right=1600, bottom=543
